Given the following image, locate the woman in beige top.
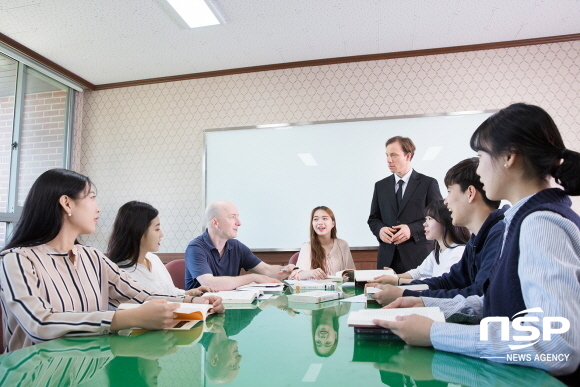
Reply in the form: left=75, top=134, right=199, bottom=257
left=291, top=206, right=355, bottom=280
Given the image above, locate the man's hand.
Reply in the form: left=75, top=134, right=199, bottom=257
left=253, top=274, right=282, bottom=284
left=379, top=226, right=397, bottom=243
left=391, top=224, right=411, bottom=244
left=372, top=314, right=434, bottom=346
left=185, top=285, right=217, bottom=296
left=384, top=296, right=425, bottom=309
left=370, top=284, right=404, bottom=305
left=274, top=264, right=296, bottom=280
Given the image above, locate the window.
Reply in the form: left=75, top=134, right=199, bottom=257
left=0, top=53, right=74, bottom=247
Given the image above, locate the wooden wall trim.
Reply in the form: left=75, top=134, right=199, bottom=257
left=0, top=32, right=96, bottom=91
left=94, top=33, right=580, bottom=91
left=158, top=250, right=378, bottom=269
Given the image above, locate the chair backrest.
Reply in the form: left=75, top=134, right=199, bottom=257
left=289, top=252, right=299, bottom=265
left=165, top=259, right=186, bottom=290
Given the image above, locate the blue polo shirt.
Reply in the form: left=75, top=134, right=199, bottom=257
left=184, top=229, right=262, bottom=289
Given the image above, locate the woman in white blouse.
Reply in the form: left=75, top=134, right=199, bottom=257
left=0, top=169, right=223, bottom=352
left=108, top=201, right=214, bottom=296
left=373, top=199, right=470, bottom=285
left=290, top=206, right=355, bottom=280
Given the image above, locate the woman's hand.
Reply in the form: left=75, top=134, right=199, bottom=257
left=113, top=299, right=179, bottom=330
left=298, top=268, right=327, bottom=280
left=371, top=274, right=398, bottom=285
left=193, top=295, right=225, bottom=314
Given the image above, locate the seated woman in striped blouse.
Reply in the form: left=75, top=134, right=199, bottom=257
left=108, top=201, right=215, bottom=296
left=372, top=103, right=580, bottom=379
left=0, top=169, right=224, bottom=352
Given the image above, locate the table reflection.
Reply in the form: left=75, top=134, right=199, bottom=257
left=353, top=335, right=566, bottom=387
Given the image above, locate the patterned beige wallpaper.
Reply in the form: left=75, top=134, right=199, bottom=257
left=77, top=40, right=580, bottom=252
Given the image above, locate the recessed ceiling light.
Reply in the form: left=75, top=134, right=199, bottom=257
left=298, top=153, right=318, bottom=166
left=166, top=0, right=222, bottom=28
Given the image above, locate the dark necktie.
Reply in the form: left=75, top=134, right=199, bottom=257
left=396, top=179, right=404, bottom=211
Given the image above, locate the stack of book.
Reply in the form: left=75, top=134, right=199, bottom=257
left=347, top=307, right=445, bottom=339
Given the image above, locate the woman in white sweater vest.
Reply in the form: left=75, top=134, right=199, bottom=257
left=108, top=201, right=214, bottom=297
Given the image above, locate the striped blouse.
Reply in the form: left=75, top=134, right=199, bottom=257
left=0, top=244, right=182, bottom=352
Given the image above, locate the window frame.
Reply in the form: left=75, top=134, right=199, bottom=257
left=0, top=49, right=77, bottom=244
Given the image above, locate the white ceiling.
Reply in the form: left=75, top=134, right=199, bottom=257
left=0, top=0, right=579, bottom=86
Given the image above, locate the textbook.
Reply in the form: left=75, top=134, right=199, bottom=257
left=287, top=291, right=344, bottom=304
left=347, top=307, right=445, bottom=328
left=286, top=281, right=338, bottom=291
left=118, top=302, right=214, bottom=330
left=203, top=290, right=260, bottom=304
left=397, top=283, right=429, bottom=291
left=364, top=286, right=382, bottom=303
left=354, top=270, right=396, bottom=283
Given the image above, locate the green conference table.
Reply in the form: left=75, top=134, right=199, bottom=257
left=0, top=289, right=567, bottom=387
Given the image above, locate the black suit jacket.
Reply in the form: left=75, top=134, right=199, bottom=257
left=368, top=170, right=443, bottom=270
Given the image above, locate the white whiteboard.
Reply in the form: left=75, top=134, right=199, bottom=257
left=205, top=111, right=495, bottom=250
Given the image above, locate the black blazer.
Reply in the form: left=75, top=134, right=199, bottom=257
left=368, top=169, right=443, bottom=269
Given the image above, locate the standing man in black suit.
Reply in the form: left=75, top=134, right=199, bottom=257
left=368, top=136, right=442, bottom=272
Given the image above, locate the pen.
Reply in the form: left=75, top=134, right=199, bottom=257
left=280, top=267, right=300, bottom=272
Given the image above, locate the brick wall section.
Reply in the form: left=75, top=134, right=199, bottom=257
left=0, top=90, right=66, bottom=246
left=17, top=91, right=66, bottom=206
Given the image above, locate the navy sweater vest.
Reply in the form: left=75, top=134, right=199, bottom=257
left=483, top=189, right=580, bottom=319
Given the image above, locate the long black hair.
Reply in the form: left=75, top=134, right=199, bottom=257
left=470, top=103, right=580, bottom=196
left=108, top=201, right=159, bottom=268
left=3, top=169, right=93, bottom=251
left=425, top=200, right=470, bottom=264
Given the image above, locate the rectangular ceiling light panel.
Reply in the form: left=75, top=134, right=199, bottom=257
left=167, top=0, right=221, bottom=28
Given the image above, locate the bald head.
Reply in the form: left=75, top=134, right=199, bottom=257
left=205, top=200, right=232, bottom=223
left=206, top=200, right=241, bottom=240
